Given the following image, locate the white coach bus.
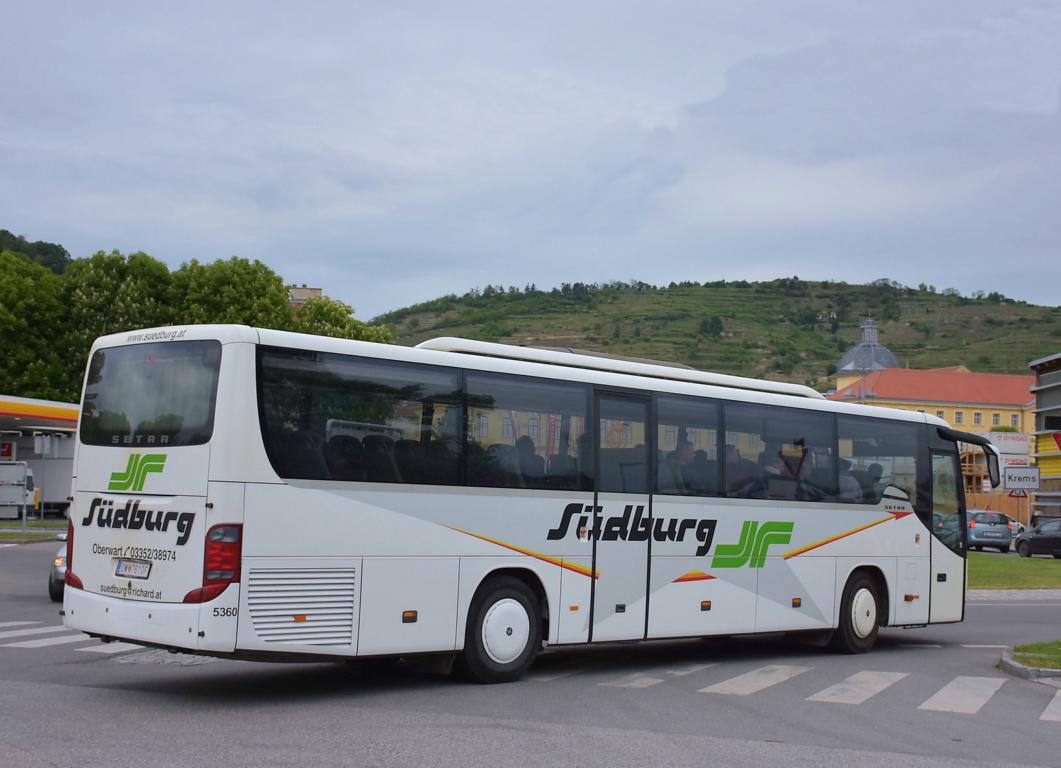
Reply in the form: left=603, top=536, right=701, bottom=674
left=63, top=325, right=1000, bottom=682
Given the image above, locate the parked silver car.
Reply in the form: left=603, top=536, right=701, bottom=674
left=48, top=532, right=67, bottom=602
left=968, top=511, right=1012, bottom=552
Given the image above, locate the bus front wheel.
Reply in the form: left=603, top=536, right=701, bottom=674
left=456, top=576, right=541, bottom=683
left=828, top=571, right=880, bottom=654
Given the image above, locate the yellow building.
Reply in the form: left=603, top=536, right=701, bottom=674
left=829, top=366, right=1036, bottom=433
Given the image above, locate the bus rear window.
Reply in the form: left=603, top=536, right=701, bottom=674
left=79, top=340, right=222, bottom=447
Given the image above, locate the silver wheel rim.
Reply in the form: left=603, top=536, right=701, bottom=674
left=481, top=598, right=530, bottom=665
left=851, top=587, right=877, bottom=639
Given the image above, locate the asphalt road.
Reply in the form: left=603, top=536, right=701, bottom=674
left=2, top=541, right=1060, bottom=768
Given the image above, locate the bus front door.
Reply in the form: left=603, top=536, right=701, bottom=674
left=591, top=393, right=651, bottom=642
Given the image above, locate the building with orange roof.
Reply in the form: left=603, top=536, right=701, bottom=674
left=830, top=326, right=1037, bottom=522
left=829, top=366, right=1036, bottom=433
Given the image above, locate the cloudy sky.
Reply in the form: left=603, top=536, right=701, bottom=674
left=3, top=2, right=1060, bottom=318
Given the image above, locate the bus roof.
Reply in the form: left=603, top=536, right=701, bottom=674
left=416, top=337, right=825, bottom=400
left=93, top=324, right=955, bottom=428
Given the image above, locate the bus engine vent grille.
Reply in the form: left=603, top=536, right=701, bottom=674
left=247, top=568, right=357, bottom=647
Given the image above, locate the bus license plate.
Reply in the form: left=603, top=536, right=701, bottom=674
left=114, top=559, right=151, bottom=580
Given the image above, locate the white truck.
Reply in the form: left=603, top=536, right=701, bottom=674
left=0, top=462, right=37, bottom=521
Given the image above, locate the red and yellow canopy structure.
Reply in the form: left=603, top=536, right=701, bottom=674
left=0, top=394, right=79, bottom=433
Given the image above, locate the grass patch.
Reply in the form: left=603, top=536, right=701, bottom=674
left=0, top=531, right=60, bottom=542
left=1013, top=640, right=1061, bottom=670
left=966, top=552, right=1061, bottom=590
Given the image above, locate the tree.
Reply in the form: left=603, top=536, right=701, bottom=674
left=0, top=251, right=71, bottom=399
left=62, top=250, right=173, bottom=362
left=290, top=296, right=394, bottom=343
left=170, top=257, right=293, bottom=328
left=0, top=229, right=71, bottom=274
left=699, top=315, right=723, bottom=337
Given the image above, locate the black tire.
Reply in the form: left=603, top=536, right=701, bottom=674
left=828, top=571, right=880, bottom=654
left=48, top=580, right=63, bottom=603
left=971, top=545, right=981, bottom=552
left=1017, top=541, right=1031, bottom=558
left=455, top=576, right=541, bottom=683
left=1053, top=554, right=1061, bottom=560
left=997, top=547, right=1008, bottom=554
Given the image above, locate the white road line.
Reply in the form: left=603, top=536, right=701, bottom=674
left=899, top=643, right=942, bottom=648
left=3, top=633, right=90, bottom=649
left=0, top=621, right=40, bottom=629
left=0, top=544, right=17, bottom=549
left=806, top=671, right=908, bottom=705
left=699, top=665, right=811, bottom=696
left=0, top=625, right=70, bottom=641
left=960, top=644, right=1009, bottom=649
left=1041, top=690, right=1061, bottom=723
left=969, top=603, right=1061, bottom=607
left=667, top=663, right=716, bottom=677
left=76, top=642, right=143, bottom=655
left=918, top=676, right=1006, bottom=714
left=600, top=673, right=664, bottom=689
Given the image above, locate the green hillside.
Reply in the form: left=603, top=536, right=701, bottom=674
left=375, top=278, right=1061, bottom=391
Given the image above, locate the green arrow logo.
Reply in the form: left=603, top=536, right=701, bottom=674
left=108, top=453, right=167, bottom=492
left=711, top=520, right=794, bottom=568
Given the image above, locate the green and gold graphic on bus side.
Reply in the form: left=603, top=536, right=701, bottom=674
left=108, top=453, right=167, bottom=492
left=711, top=520, right=794, bottom=568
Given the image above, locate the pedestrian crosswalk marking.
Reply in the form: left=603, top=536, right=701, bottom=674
left=1041, top=690, right=1061, bottom=723
left=600, top=673, right=664, bottom=688
left=666, top=663, right=716, bottom=677
left=0, top=621, right=40, bottom=629
left=0, top=625, right=70, bottom=641
left=3, top=633, right=90, bottom=649
left=699, top=664, right=811, bottom=696
left=76, top=642, right=143, bottom=655
left=918, top=676, right=1005, bottom=714
left=806, top=671, right=908, bottom=704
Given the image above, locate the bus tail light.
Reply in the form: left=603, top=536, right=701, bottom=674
left=183, top=524, right=242, bottom=604
left=64, top=520, right=83, bottom=591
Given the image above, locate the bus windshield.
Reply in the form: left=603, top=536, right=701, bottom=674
left=79, top=340, right=222, bottom=447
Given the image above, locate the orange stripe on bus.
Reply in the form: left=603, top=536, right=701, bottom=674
left=783, top=515, right=895, bottom=559
left=673, top=569, right=715, bottom=583
left=444, top=525, right=599, bottom=579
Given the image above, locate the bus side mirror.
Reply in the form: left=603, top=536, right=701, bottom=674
left=985, top=448, right=1000, bottom=489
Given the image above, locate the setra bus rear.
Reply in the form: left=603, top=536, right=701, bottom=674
left=63, top=325, right=257, bottom=654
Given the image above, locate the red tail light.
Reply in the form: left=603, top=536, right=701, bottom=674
left=1007, top=522, right=1013, bottom=531
left=968, top=521, right=976, bottom=529
left=64, top=520, right=83, bottom=591
left=183, top=524, right=242, bottom=604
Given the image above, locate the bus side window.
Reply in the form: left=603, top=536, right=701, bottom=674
left=257, top=348, right=462, bottom=484
left=724, top=403, right=837, bottom=502
left=837, top=416, right=919, bottom=506
left=464, top=372, right=591, bottom=491
left=655, top=395, right=721, bottom=497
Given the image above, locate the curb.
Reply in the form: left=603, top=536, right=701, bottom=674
left=999, top=648, right=1061, bottom=680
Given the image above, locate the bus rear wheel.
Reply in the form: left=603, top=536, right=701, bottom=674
left=456, top=576, right=541, bottom=683
left=828, top=572, right=880, bottom=654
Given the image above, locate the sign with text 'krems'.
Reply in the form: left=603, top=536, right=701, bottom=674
left=1004, top=465, right=1040, bottom=491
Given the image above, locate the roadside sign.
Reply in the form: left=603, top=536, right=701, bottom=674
left=1003, top=465, right=1040, bottom=491
left=1008, top=489, right=1027, bottom=498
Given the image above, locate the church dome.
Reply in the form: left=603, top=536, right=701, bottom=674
left=837, top=319, right=900, bottom=376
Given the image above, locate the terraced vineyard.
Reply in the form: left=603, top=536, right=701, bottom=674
left=375, top=278, right=1061, bottom=391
